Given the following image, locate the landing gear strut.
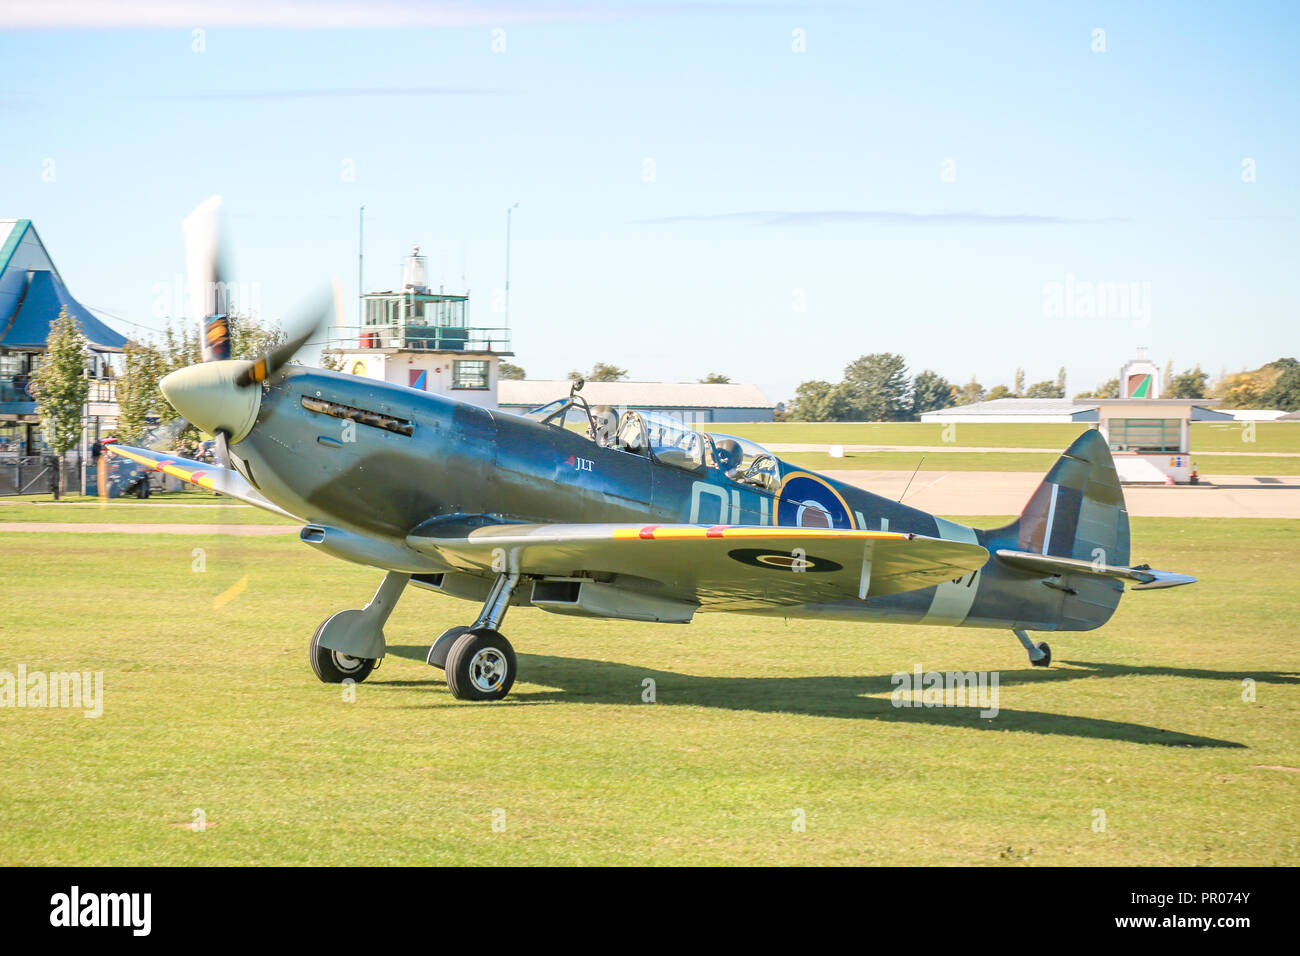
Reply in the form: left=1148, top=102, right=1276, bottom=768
left=310, top=571, right=410, bottom=684
left=431, top=571, right=520, bottom=701
left=1013, top=629, right=1051, bottom=667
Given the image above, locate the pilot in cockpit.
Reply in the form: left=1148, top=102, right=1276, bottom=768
left=589, top=405, right=619, bottom=447
left=713, top=437, right=744, bottom=480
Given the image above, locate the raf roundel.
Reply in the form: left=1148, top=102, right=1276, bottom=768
left=727, top=548, right=845, bottom=573
left=775, top=472, right=856, bottom=528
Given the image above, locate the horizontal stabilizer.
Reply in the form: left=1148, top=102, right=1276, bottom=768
left=994, top=548, right=1196, bottom=590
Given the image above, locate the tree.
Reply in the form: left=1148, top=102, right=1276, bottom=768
left=1215, top=358, right=1297, bottom=408
left=1013, top=368, right=1025, bottom=397
left=1024, top=379, right=1064, bottom=398
left=498, top=361, right=526, bottom=380
left=787, top=380, right=851, bottom=422
left=699, top=372, right=731, bottom=384
left=911, top=369, right=954, bottom=417
left=1077, top=377, right=1121, bottom=399
left=228, top=310, right=286, bottom=360
left=319, top=350, right=345, bottom=371
left=956, top=376, right=985, bottom=406
left=841, top=352, right=910, bottom=420
left=1162, top=359, right=1174, bottom=394
left=1264, top=364, right=1300, bottom=411
left=1168, top=366, right=1209, bottom=399
left=1055, top=366, right=1067, bottom=395
left=1217, top=371, right=1264, bottom=408
left=115, top=314, right=289, bottom=452
left=985, top=384, right=1012, bottom=401
left=569, top=362, right=627, bottom=382
left=115, top=340, right=168, bottom=444
left=28, top=308, right=89, bottom=499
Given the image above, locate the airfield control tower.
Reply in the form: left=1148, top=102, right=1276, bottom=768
left=322, top=246, right=513, bottom=412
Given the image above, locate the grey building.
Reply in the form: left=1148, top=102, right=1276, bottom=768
left=498, top=380, right=775, bottom=424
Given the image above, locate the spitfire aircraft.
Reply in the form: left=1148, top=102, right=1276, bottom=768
left=109, top=200, right=1196, bottom=702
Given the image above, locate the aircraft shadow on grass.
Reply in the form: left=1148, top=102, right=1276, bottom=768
left=384, top=647, right=1293, bottom=749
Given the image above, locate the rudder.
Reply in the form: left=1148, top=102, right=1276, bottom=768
left=983, top=429, right=1131, bottom=632
left=999, top=429, right=1129, bottom=567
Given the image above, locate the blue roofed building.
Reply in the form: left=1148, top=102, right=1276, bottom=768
left=0, top=218, right=128, bottom=460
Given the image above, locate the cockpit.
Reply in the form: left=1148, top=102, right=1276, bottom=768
left=521, top=382, right=781, bottom=493
left=704, top=432, right=780, bottom=492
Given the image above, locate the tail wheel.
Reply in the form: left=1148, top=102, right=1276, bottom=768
left=445, top=629, right=516, bottom=702
left=310, top=618, right=377, bottom=684
left=1031, top=641, right=1052, bottom=668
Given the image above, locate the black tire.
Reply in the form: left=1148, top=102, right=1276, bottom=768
left=426, top=625, right=470, bottom=670
left=309, top=617, right=377, bottom=684
left=1031, top=641, right=1052, bottom=668
left=445, top=629, right=516, bottom=701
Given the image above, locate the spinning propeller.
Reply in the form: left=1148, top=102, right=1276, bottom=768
left=161, top=196, right=341, bottom=452
left=150, top=197, right=341, bottom=611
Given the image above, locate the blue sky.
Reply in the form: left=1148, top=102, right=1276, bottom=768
left=2, top=1, right=1297, bottom=403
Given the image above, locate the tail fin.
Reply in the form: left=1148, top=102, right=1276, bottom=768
left=985, top=430, right=1195, bottom=632
left=984, top=430, right=1132, bottom=632
left=996, top=428, right=1130, bottom=567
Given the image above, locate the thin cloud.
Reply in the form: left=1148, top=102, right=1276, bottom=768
left=1, top=0, right=634, bottom=29
left=638, top=210, right=1121, bottom=227
left=160, top=86, right=510, bottom=100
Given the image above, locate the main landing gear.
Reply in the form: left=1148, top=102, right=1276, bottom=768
left=1013, top=629, right=1052, bottom=668
left=309, top=571, right=410, bottom=684
left=309, top=569, right=523, bottom=701
left=426, top=571, right=520, bottom=702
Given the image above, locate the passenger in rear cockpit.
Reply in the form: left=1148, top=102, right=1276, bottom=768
left=713, top=437, right=743, bottom=480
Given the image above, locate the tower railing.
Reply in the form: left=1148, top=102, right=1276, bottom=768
left=322, top=324, right=512, bottom=353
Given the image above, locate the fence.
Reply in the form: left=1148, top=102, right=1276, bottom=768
left=0, top=454, right=86, bottom=496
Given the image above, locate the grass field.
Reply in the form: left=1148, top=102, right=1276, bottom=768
left=780, top=451, right=1300, bottom=476
left=0, top=501, right=295, bottom=524
left=704, top=420, right=1300, bottom=476
left=720, top=421, right=1300, bottom=455
left=1, top=518, right=1296, bottom=865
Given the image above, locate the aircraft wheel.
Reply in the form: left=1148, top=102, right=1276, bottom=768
left=426, top=625, right=470, bottom=671
left=445, top=629, right=516, bottom=702
left=310, top=618, right=377, bottom=684
left=1031, top=641, right=1052, bottom=668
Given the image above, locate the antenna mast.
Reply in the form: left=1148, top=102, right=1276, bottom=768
left=358, top=205, right=365, bottom=325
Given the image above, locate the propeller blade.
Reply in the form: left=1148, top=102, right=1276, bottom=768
left=143, top=416, right=187, bottom=451
left=182, top=194, right=232, bottom=362
left=233, top=281, right=337, bottom=387
left=212, top=430, right=231, bottom=469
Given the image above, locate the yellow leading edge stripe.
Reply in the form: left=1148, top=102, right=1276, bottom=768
left=108, top=446, right=217, bottom=490
left=611, top=527, right=908, bottom=541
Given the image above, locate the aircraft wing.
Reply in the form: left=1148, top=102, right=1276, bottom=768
left=105, top=444, right=298, bottom=519
left=407, top=523, right=989, bottom=612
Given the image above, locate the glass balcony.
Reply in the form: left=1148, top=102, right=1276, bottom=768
left=0, top=374, right=116, bottom=409
left=0, top=374, right=36, bottom=409
left=324, top=325, right=512, bottom=354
